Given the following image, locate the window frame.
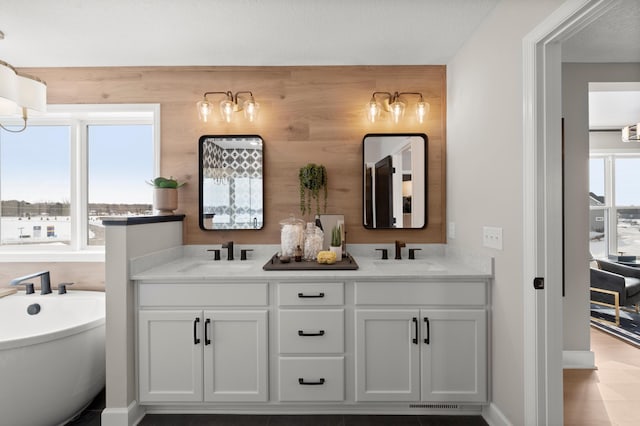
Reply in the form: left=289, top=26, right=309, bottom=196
left=589, top=152, right=640, bottom=258
left=0, top=104, right=160, bottom=262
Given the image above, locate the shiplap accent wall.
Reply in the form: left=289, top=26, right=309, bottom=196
left=22, top=65, right=446, bottom=246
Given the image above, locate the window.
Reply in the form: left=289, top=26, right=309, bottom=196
left=0, top=104, right=159, bottom=260
left=589, top=154, right=640, bottom=258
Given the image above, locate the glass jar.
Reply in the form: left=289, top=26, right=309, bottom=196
left=303, top=222, right=324, bottom=261
left=279, top=214, right=305, bottom=257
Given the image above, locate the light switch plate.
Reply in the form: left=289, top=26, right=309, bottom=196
left=483, top=226, right=503, bottom=250
left=448, top=222, right=456, bottom=239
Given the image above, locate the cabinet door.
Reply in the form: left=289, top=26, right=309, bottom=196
left=138, top=310, right=203, bottom=402
left=420, top=309, right=487, bottom=402
left=203, top=310, right=268, bottom=402
left=355, top=309, right=420, bottom=401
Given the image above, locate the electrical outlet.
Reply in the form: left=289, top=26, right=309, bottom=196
left=448, top=222, right=456, bottom=239
left=483, top=226, right=503, bottom=250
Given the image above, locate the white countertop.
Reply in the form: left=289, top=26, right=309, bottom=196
left=131, top=244, right=493, bottom=282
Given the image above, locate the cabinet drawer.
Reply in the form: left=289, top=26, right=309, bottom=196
left=139, top=283, right=268, bottom=307
left=278, top=282, right=344, bottom=306
left=279, top=310, right=344, bottom=354
left=354, top=281, right=486, bottom=306
left=278, top=357, right=344, bottom=401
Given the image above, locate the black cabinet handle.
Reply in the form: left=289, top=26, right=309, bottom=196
left=193, top=317, right=201, bottom=345
left=412, top=317, right=418, bottom=344
left=298, top=378, right=325, bottom=385
left=298, top=292, right=325, bottom=298
left=204, top=318, right=211, bottom=345
left=424, top=317, right=430, bottom=344
left=298, top=330, right=325, bottom=337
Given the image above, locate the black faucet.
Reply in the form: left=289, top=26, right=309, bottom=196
left=222, top=241, right=234, bottom=261
left=395, top=240, right=406, bottom=260
left=10, top=271, right=52, bottom=295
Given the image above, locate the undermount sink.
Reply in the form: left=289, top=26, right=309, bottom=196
left=372, top=260, right=445, bottom=272
left=178, top=261, right=255, bottom=274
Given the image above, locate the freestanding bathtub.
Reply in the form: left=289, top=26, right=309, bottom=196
left=0, top=290, right=105, bottom=426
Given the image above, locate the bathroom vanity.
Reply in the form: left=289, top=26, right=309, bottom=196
left=130, top=244, right=492, bottom=415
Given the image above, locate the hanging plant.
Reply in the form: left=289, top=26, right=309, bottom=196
left=298, top=163, right=328, bottom=216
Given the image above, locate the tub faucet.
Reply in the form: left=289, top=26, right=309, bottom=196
left=395, top=240, right=406, bottom=260
left=10, top=271, right=52, bottom=295
left=222, top=241, right=234, bottom=261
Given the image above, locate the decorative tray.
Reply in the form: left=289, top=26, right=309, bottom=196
left=262, top=253, right=359, bottom=271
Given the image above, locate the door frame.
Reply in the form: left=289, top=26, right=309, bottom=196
left=522, top=0, right=617, bottom=424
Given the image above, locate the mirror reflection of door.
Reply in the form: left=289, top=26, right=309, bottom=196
left=363, top=133, right=427, bottom=229
left=374, top=156, right=394, bottom=227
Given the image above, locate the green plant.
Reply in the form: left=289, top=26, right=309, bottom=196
left=331, top=224, right=342, bottom=247
left=147, top=176, right=185, bottom=189
left=298, top=163, right=327, bottom=216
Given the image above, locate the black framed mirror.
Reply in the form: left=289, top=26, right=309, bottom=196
left=199, top=135, right=264, bottom=230
left=363, top=133, right=427, bottom=229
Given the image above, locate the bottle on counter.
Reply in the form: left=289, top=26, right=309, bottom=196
left=294, top=245, right=303, bottom=262
left=303, top=222, right=324, bottom=261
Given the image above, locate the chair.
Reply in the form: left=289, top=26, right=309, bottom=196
left=590, top=259, right=640, bottom=326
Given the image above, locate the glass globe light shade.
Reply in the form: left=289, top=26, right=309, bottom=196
left=416, top=101, right=430, bottom=123
left=220, top=99, right=235, bottom=123
left=196, top=99, right=213, bottom=122
left=366, top=100, right=381, bottom=123
left=243, top=99, right=260, bottom=122
left=390, top=100, right=406, bottom=124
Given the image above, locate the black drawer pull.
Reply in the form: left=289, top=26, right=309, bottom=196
left=412, top=317, right=418, bottom=344
left=298, top=378, right=325, bottom=385
left=424, top=317, right=430, bottom=344
left=204, top=318, right=211, bottom=345
left=298, top=292, right=325, bottom=298
left=298, top=330, right=325, bottom=337
left=193, top=317, right=200, bottom=345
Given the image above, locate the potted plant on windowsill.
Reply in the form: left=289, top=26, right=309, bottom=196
left=148, top=176, right=185, bottom=216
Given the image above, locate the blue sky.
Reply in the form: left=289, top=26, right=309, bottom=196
left=590, top=157, right=640, bottom=206
left=1, top=124, right=153, bottom=204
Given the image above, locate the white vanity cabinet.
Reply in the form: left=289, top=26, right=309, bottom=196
left=137, top=283, right=269, bottom=403
left=276, top=282, right=345, bottom=402
left=354, top=281, right=488, bottom=403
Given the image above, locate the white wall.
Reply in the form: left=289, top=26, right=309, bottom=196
left=562, top=63, right=640, bottom=353
left=447, top=0, right=564, bottom=423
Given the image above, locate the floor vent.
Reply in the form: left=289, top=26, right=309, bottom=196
left=409, top=403, right=459, bottom=409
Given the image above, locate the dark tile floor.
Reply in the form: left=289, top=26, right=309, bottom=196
left=66, top=389, right=488, bottom=426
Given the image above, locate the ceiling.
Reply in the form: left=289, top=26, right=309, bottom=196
left=561, top=0, right=640, bottom=130
left=0, top=0, right=500, bottom=67
left=562, top=0, right=640, bottom=63
left=2, top=0, right=638, bottom=129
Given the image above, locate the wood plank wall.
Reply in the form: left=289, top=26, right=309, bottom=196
left=22, top=65, right=446, bottom=246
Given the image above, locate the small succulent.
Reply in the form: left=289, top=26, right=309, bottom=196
left=331, top=224, right=342, bottom=247
left=147, top=176, right=185, bottom=188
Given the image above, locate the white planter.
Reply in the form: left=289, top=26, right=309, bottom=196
left=329, top=245, right=342, bottom=260
left=153, top=188, right=178, bottom=215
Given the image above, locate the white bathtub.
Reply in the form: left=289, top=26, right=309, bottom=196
left=0, top=290, right=105, bottom=426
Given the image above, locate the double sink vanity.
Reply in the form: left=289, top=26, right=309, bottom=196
left=129, top=240, right=492, bottom=416
left=101, top=132, right=491, bottom=424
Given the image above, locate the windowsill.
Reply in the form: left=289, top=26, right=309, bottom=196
left=0, top=249, right=105, bottom=263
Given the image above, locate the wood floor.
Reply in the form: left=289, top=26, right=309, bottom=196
left=564, top=326, right=640, bottom=426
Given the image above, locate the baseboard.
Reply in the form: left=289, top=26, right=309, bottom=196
left=563, top=350, right=596, bottom=369
left=482, top=402, right=512, bottom=426
left=101, top=400, right=145, bottom=426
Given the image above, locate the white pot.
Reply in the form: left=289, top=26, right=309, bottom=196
left=329, top=245, right=342, bottom=260
left=153, top=188, right=178, bottom=215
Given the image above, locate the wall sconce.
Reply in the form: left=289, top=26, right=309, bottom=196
left=622, top=123, right=639, bottom=142
left=0, top=31, right=47, bottom=133
left=366, top=91, right=429, bottom=124
left=197, top=91, right=259, bottom=124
